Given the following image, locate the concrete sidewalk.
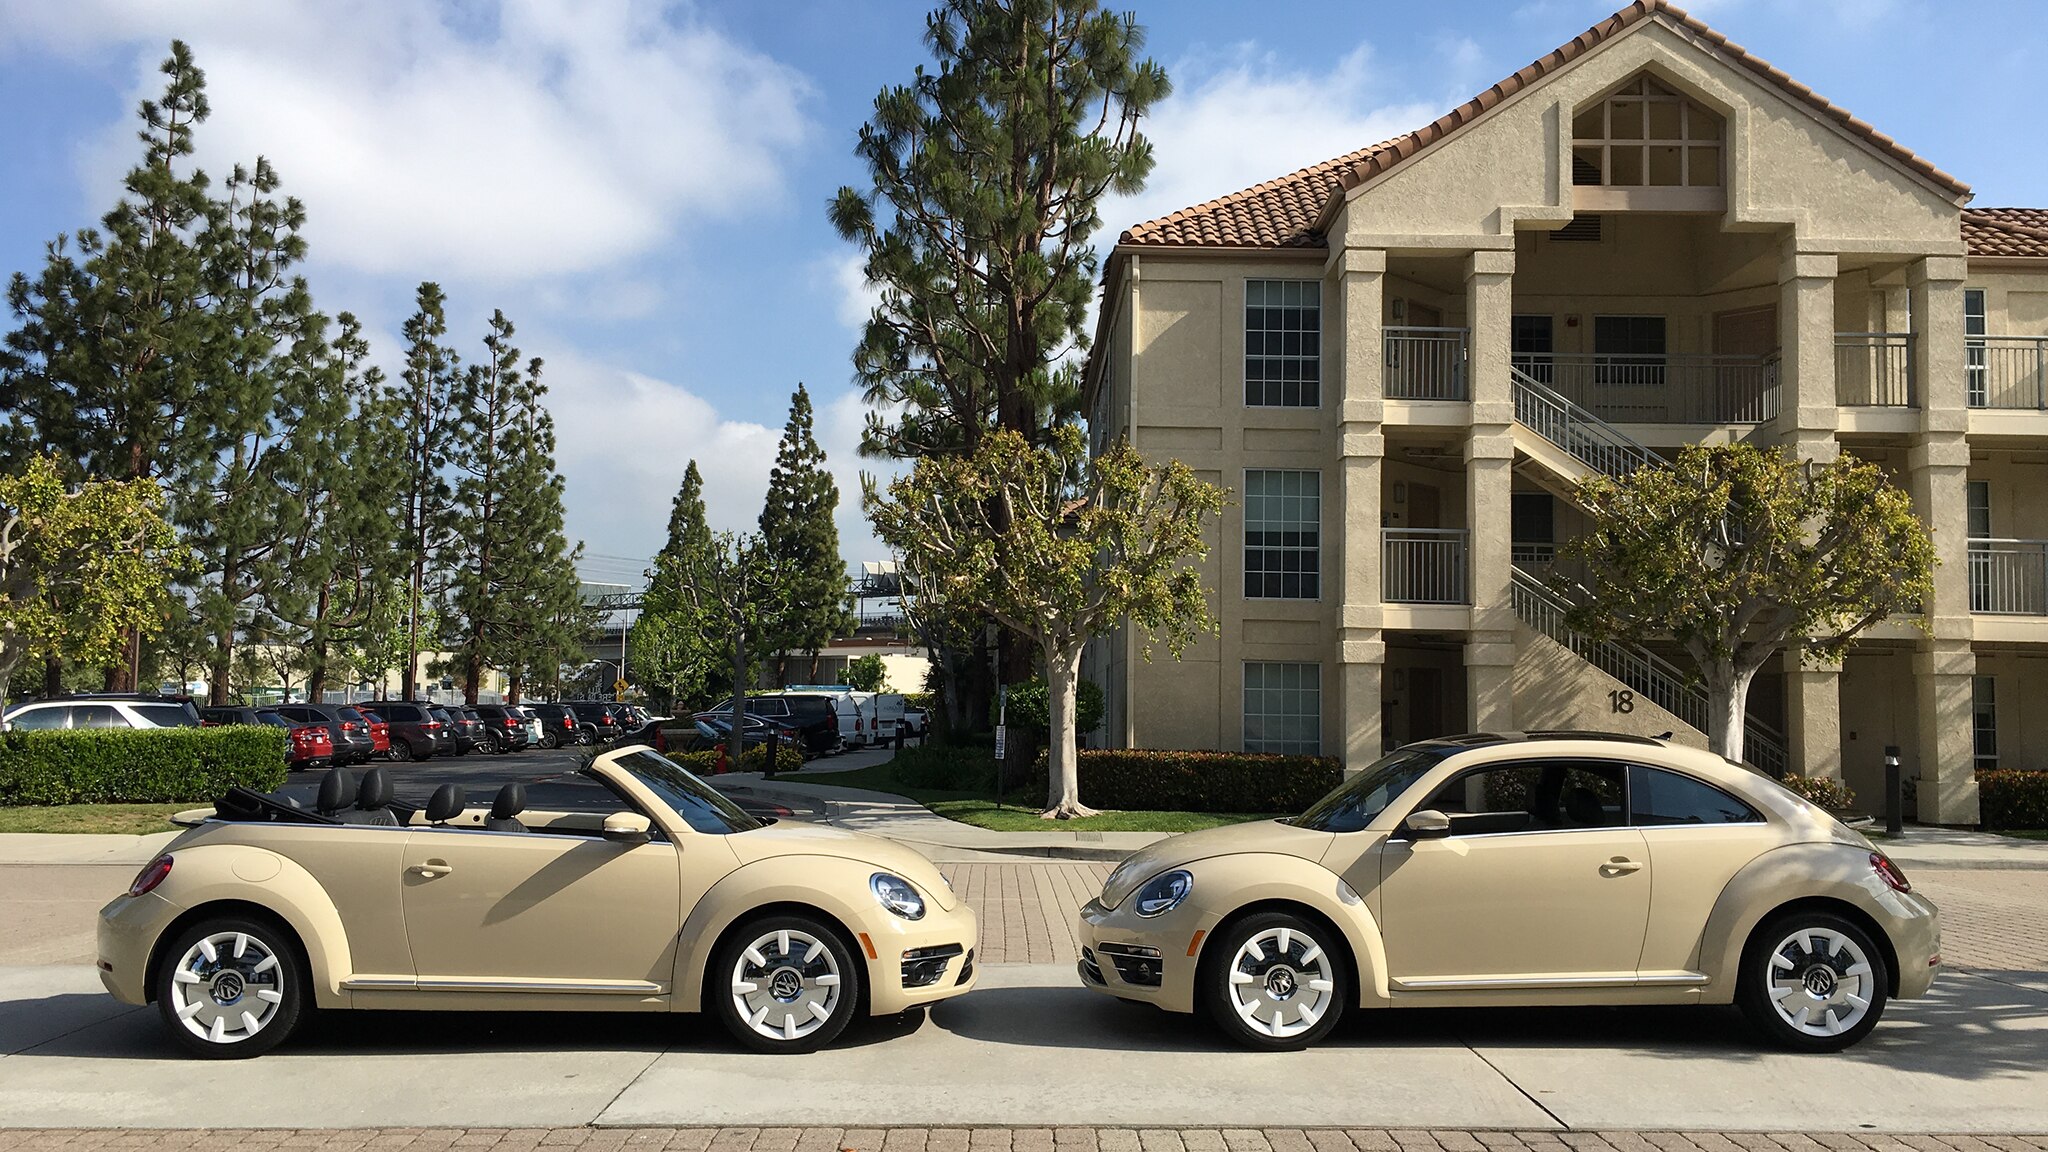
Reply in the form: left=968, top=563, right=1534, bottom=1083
left=0, top=831, right=177, bottom=867
left=1882, top=826, right=2048, bottom=871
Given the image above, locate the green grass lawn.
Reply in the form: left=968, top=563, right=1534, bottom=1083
left=793, top=758, right=1276, bottom=833
left=1994, top=828, right=2048, bottom=842
left=0, top=803, right=191, bottom=835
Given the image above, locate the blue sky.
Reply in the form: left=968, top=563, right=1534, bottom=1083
left=3, top=0, right=2043, bottom=586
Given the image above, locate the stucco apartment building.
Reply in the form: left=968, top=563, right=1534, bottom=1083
left=1081, top=0, right=2048, bottom=825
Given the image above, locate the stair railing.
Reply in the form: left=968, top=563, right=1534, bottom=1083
left=1512, top=365, right=1657, bottom=480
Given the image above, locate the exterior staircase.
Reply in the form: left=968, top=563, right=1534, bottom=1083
left=1505, top=366, right=1790, bottom=775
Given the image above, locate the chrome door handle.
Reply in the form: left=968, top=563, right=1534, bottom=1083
left=1600, top=857, right=1642, bottom=876
left=410, top=861, right=453, bottom=878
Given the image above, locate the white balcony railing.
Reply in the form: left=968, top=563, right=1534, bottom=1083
left=1968, top=335, right=2048, bottom=410
left=1383, top=528, right=1469, bottom=604
left=1836, top=332, right=1916, bottom=407
left=1970, top=539, right=2048, bottom=616
left=1384, top=326, right=1469, bottom=400
left=1512, top=352, right=1778, bottom=423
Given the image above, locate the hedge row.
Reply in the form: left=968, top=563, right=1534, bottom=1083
left=0, top=726, right=288, bottom=806
left=1034, top=749, right=1343, bottom=814
left=1979, top=769, right=2048, bottom=831
left=670, top=744, right=806, bottom=775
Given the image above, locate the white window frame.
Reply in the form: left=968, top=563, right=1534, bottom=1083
left=1243, top=469, right=1321, bottom=601
left=1244, top=279, right=1322, bottom=408
left=1973, top=675, right=1998, bottom=771
left=1242, top=661, right=1322, bottom=755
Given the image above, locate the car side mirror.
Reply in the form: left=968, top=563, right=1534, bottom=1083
left=603, top=811, right=652, bottom=845
left=1402, top=809, right=1452, bottom=840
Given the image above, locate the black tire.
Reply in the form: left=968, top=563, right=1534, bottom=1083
left=1201, top=911, right=1348, bottom=1052
left=389, top=739, right=414, bottom=763
left=154, top=914, right=308, bottom=1059
left=1737, top=910, right=1889, bottom=1053
left=709, top=914, right=862, bottom=1054
left=541, top=731, right=559, bottom=750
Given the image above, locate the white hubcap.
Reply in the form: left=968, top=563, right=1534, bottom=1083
left=1227, top=925, right=1335, bottom=1039
left=169, top=931, right=286, bottom=1045
left=730, top=928, right=841, bottom=1042
left=1766, top=926, right=1874, bottom=1037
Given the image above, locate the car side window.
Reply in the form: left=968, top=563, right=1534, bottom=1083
left=8, top=706, right=67, bottom=730
left=1629, top=765, right=1762, bottom=825
left=1422, top=759, right=1626, bottom=836
left=72, top=704, right=125, bottom=729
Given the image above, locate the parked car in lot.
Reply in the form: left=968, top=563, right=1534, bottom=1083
left=268, top=704, right=375, bottom=767
left=356, top=701, right=444, bottom=762
left=470, top=704, right=531, bottom=753
left=1077, top=732, right=1941, bottom=1054
left=100, top=746, right=979, bottom=1057
left=851, top=692, right=906, bottom=748
left=447, top=707, right=486, bottom=755
left=674, top=713, right=802, bottom=756
left=514, top=705, right=545, bottom=746
left=722, top=694, right=840, bottom=757
left=565, top=700, right=626, bottom=744
left=6, top=694, right=202, bottom=731
left=900, top=705, right=927, bottom=740
left=523, top=702, right=578, bottom=749
left=199, top=707, right=334, bottom=770
left=356, top=710, right=392, bottom=759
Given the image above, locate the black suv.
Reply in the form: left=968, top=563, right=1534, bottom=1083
left=565, top=701, right=625, bottom=744
left=524, top=702, right=578, bottom=748
left=470, top=703, right=532, bottom=753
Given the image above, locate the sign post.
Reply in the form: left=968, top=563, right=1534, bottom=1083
left=992, top=685, right=1008, bottom=811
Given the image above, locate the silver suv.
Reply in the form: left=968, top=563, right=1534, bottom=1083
left=3, top=696, right=202, bottom=731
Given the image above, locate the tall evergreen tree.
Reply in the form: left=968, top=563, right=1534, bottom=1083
left=391, top=283, right=459, bottom=698
left=636, top=461, right=723, bottom=709
left=757, top=385, right=854, bottom=683
left=1, top=42, right=219, bottom=688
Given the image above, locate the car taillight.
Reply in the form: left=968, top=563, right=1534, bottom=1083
left=426, top=721, right=441, bottom=730
left=128, top=855, right=173, bottom=897
left=504, top=717, right=518, bottom=727
left=563, top=717, right=574, bottom=728
left=1872, top=852, right=1912, bottom=893
left=341, top=721, right=357, bottom=731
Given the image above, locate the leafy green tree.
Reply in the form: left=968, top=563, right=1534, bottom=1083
left=868, top=427, right=1223, bottom=818
left=841, top=653, right=887, bottom=693
left=676, top=531, right=787, bottom=769
left=1, top=42, right=218, bottom=689
left=637, top=462, right=724, bottom=710
left=0, top=457, right=183, bottom=705
left=758, top=385, right=854, bottom=682
left=1563, top=444, right=1936, bottom=765
left=390, top=283, right=460, bottom=698
left=831, top=0, right=1169, bottom=455
left=990, top=674, right=1103, bottom=735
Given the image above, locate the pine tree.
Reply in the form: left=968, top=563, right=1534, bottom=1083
left=637, top=462, right=724, bottom=710
left=391, top=283, right=459, bottom=698
left=757, top=385, right=854, bottom=683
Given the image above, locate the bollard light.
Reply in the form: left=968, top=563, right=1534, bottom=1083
left=1884, top=745, right=1903, bottom=836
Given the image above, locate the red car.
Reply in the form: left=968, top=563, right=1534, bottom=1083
left=358, top=709, right=393, bottom=758
left=284, top=722, right=335, bottom=770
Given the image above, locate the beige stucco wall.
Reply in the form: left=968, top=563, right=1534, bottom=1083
left=1511, top=626, right=1708, bottom=749
left=1969, top=268, right=2048, bottom=335
left=1838, top=649, right=1922, bottom=816
left=1972, top=648, right=2048, bottom=772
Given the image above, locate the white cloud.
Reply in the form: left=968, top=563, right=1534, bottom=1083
left=1100, top=42, right=1443, bottom=241
left=5, top=0, right=813, bottom=281
left=828, top=251, right=883, bottom=332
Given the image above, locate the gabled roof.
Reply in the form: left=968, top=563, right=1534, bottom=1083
left=1119, top=0, right=1972, bottom=254
left=1964, top=208, right=2048, bottom=260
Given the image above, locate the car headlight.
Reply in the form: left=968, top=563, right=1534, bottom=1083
left=1133, top=869, right=1193, bottom=918
left=871, top=873, right=926, bottom=920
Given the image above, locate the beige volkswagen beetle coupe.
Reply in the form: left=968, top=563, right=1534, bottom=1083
left=1078, top=733, right=1938, bottom=1053
left=99, top=746, right=977, bottom=1058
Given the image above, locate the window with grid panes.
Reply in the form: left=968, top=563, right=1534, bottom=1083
left=1572, top=74, right=1722, bottom=188
left=1243, top=662, right=1321, bottom=755
left=1244, top=470, right=1320, bottom=599
left=1245, top=280, right=1321, bottom=407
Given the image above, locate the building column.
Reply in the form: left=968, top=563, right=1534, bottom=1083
left=1783, top=649, right=1842, bottom=782
left=1776, top=247, right=1839, bottom=459
left=1464, top=250, right=1516, bottom=732
left=1908, top=254, right=1977, bottom=824
left=1339, top=249, right=1387, bottom=770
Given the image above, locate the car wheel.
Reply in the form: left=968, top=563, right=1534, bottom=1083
left=1201, top=911, right=1347, bottom=1052
left=154, top=916, right=306, bottom=1059
left=1737, top=911, right=1889, bottom=1052
left=390, top=739, right=414, bottom=763
left=711, top=916, right=861, bottom=1054
left=541, top=732, right=559, bottom=750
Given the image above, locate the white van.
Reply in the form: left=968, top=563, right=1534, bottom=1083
left=850, top=692, right=906, bottom=747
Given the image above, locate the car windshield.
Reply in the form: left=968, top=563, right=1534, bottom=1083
left=604, top=748, right=763, bottom=835
left=130, top=703, right=200, bottom=727
left=1289, top=745, right=1457, bottom=833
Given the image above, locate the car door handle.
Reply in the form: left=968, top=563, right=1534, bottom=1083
left=410, top=860, right=453, bottom=878
left=1600, top=857, right=1643, bottom=876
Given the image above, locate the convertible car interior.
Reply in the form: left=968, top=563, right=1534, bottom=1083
left=208, top=767, right=659, bottom=840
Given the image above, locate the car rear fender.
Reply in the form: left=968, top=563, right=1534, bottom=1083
left=1696, top=841, right=1911, bottom=1001
left=1186, top=852, right=1391, bottom=1008
left=146, top=842, right=355, bottom=1009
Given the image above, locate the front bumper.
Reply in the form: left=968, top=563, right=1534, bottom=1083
left=1075, top=897, right=1220, bottom=1015
left=863, top=902, right=981, bottom=1015
left=97, top=890, right=183, bottom=1005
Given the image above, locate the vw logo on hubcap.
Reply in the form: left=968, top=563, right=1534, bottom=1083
left=1264, top=966, right=1299, bottom=1000
left=212, top=971, right=246, bottom=1004
left=769, top=968, right=804, bottom=1002
left=1803, top=966, right=1837, bottom=998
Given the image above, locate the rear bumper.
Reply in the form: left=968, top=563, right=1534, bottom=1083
left=1883, top=889, right=1943, bottom=999
left=97, top=891, right=182, bottom=1005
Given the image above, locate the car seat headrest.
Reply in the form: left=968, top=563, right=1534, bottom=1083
left=490, top=781, right=527, bottom=820
left=355, top=767, right=394, bottom=810
left=316, top=767, right=355, bottom=815
left=426, top=783, right=465, bottom=824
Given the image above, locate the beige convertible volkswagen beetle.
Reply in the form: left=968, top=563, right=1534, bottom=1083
left=99, top=746, right=977, bottom=1058
left=1078, top=732, right=1939, bottom=1053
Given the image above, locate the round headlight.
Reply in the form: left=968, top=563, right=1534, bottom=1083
left=1133, top=869, right=1193, bottom=918
left=870, top=872, right=926, bottom=920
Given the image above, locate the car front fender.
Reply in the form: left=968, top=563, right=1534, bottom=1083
left=1182, top=851, right=1391, bottom=1008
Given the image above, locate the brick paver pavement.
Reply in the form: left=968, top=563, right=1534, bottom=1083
left=939, top=862, right=1111, bottom=965
left=1910, top=871, right=2048, bottom=972
left=0, top=1132, right=2043, bottom=1152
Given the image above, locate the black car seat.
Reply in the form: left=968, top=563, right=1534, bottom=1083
left=1563, top=785, right=1607, bottom=828
left=486, top=782, right=528, bottom=833
left=425, top=783, right=466, bottom=826
left=342, top=767, right=401, bottom=827
left=315, top=767, right=355, bottom=817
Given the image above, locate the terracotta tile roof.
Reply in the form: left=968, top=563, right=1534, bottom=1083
left=1116, top=0, right=1972, bottom=253
left=1965, top=209, right=2048, bottom=259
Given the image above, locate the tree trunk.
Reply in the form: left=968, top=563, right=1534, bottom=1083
left=727, top=630, right=748, bottom=772
left=1702, top=657, right=1753, bottom=766
left=43, top=655, right=62, bottom=699
left=1041, top=644, right=1096, bottom=819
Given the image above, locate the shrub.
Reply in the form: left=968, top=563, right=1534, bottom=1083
left=990, top=676, right=1105, bottom=735
left=1033, top=749, right=1342, bottom=814
left=669, top=743, right=805, bottom=776
left=1979, top=769, right=2048, bottom=831
left=889, top=742, right=998, bottom=792
left=1779, top=774, right=1856, bottom=810
left=0, top=726, right=288, bottom=806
